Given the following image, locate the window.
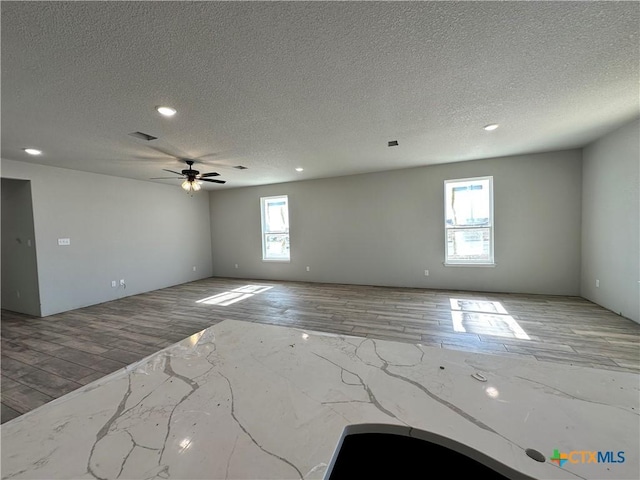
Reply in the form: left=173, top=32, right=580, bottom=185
left=444, top=176, right=494, bottom=265
left=261, top=195, right=290, bottom=261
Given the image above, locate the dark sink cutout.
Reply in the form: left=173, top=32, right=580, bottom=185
left=324, top=424, right=537, bottom=480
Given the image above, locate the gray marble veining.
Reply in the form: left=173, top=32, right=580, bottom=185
left=1, top=320, right=638, bottom=479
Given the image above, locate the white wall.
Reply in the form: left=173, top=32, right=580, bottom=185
left=1, top=179, right=41, bottom=316
left=581, top=119, right=640, bottom=323
left=1, top=159, right=213, bottom=316
left=210, top=150, right=583, bottom=295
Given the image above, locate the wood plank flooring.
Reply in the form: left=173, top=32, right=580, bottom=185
left=2, top=277, right=639, bottom=423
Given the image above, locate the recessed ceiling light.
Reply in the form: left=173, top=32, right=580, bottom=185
left=483, top=123, right=499, bottom=131
left=23, top=148, right=42, bottom=155
left=156, top=106, right=177, bottom=117
left=295, top=167, right=304, bottom=172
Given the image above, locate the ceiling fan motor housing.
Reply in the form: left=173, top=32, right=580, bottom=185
left=182, top=160, right=199, bottom=177
left=154, top=158, right=226, bottom=185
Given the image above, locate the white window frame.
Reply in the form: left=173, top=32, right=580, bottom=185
left=444, top=176, right=494, bottom=266
left=260, top=195, right=290, bottom=262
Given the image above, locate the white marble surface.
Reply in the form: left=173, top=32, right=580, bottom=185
left=1, top=320, right=638, bottom=480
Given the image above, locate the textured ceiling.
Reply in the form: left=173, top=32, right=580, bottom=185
left=2, top=1, right=639, bottom=189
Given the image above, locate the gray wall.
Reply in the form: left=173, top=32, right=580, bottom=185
left=1, top=159, right=213, bottom=317
left=210, top=150, right=582, bottom=295
left=581, top=119, right=640, bottom=323
left=1, top=179, right=41, bottom=316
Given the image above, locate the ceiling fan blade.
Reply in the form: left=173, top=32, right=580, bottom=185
left=199, top=172, right=220, bottom=177
left=200, top=178, right=226, bottom=184
left=162, top=169, right=185, bottom=176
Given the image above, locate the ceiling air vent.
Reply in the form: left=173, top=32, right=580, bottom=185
left=234, top=165, right=248, bottom=170
left=128, top=131, right=158, bottom=141
left=388, top=140, right=399, bottom=147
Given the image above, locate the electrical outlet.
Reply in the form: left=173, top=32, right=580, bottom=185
left=424, top=269, right=429, bottom=276
left=234, top=264, right=239, bottom=269
left=596, top=279, right=600, bottom=288
left=306, top=266, right=310, bottom=272
left=111, top=280, right=117, bottom=288
left=16, top=290, right=20, bottom=298
left=193, top=266, right=197, bottom=272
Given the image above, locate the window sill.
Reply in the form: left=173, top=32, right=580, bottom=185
left=262, top=259, right=290, bottom=263
left=443, top=262, right=496, bottom=267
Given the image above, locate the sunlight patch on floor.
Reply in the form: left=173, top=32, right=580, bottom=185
left=196, top=285, right=273, bottom=306
left=449, top=298, right=530, bottom=340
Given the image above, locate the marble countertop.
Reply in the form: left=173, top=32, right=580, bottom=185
left=1, top=319, right=638, bottom=479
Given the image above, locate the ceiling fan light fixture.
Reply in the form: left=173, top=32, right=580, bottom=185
left=156, top=106, right=177, bottom=117
left=182, top=179, right=202, bottom=192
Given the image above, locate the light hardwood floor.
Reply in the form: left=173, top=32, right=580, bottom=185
left=2, top=277, right=639, bottom=423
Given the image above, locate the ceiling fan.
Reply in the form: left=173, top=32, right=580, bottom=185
left=151, top=159, right=226, bottom=193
